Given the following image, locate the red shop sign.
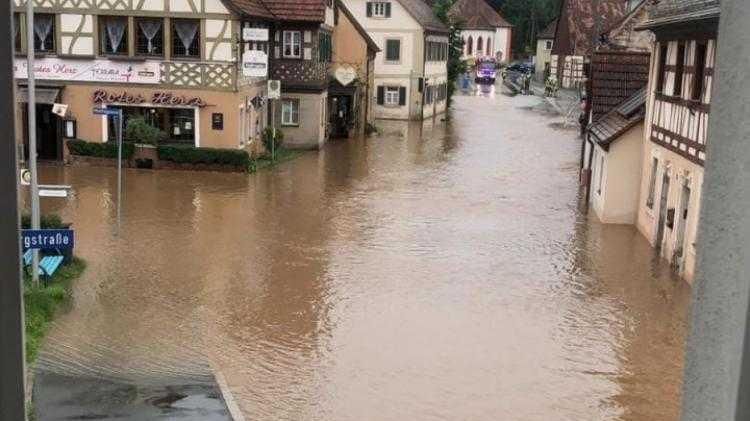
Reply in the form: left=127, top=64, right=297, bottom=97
left=93, top=89, right=208, bottom=107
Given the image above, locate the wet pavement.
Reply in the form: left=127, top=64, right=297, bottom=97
left=31, top=88, right=691, bottom=421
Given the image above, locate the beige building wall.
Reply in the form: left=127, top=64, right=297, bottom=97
left=590, top=123, right=644, bottom=225
left=535, top=38, right=553, bottom=79
left=60, top=84, right=241, bottom=150
left=276, top=92, right=327, bottom=150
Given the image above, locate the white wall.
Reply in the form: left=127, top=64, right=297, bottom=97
left=460, top=27, right=511, bottom=62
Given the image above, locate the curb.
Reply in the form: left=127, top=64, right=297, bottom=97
left=213, top=369, right=246, bottom=421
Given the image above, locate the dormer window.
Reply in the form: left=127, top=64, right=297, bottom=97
left=367, top=2, right=391, bottom=18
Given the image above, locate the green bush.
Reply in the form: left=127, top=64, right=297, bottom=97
left=262, top=127, right=284, bottom=152
left=67, top=139, right=135, bottom=159
left=125, top=117, right=167, bottom=145
left=21, top=213, right=65, bottom=229
left=157, top=145, right=251, bottom=168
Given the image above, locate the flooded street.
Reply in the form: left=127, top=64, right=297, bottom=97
left=33, top=90, right=691, bottom=421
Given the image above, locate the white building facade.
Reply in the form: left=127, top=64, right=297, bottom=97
left=343, top=0, right=449, bottom=120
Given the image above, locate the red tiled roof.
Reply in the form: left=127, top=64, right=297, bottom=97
left=261, top=0, right=327, bottom=22
left=225, top=0, right=274, bottom=18
left=449, top=0, right=512, bottom=29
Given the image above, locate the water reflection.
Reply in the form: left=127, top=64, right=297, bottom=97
left=31, top=92, right=689, bottom=420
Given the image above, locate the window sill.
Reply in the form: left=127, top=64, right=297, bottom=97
left=170, top=56, right=203, bottom=62
left=101, top=55, right=141, bottom=61
left=281, top=56, right=303, bottom=60
left=56, top=54, right=96, bottom=60
left=281, top=123, right=300, bottom=127
left=383, top=61, right=401, bottom=65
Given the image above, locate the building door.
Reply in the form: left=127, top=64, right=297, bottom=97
left=24, top=104, right=61, bottom=161
left=329, top=95, right=352, bottom=138
left=674, top=182, right=692, bottom=268
left=655, top=173, right=671, bottom=250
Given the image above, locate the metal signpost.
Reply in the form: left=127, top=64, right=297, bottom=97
left=26, top=0, right=41, bottom=286
left=94, top=107, right=124, bottom=234
left=1, top=0, right=26, bottom=417
left=268, top=80, right=281, bottom=162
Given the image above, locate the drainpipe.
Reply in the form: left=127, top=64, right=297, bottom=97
left=584, top=134, right=594, bottom=208
left=0, top=0, right=26, bottom=417
left=680, top=2, right=750, bottom=421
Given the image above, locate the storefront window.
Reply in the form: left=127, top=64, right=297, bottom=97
left=107, top=106, right=195, bottom=145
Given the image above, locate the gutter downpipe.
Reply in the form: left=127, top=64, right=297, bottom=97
left=679, top=2, right=750, bottom=421
left=584, top=133, right=594, bottom=208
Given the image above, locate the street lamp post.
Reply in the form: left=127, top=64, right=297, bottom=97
left=25, top=0, right=41, bottom=286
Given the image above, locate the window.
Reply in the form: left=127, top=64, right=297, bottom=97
left=467, top=36, right=473, bottom=55
left=172, top=19, right=200, bottom=58
left=486, top=38, right=491, bottom=56
left=545, top=40, right=553, bottom=50
left=385, top=86, right=400, bottom=105
left=369, top=2, right=391, bottom=18
left=656, top=44, right=668, bottom=93
left=283, top=31, right=301, bottom=58
left=477, top=37, right=483, bottom=54
left=33, top=14, right=55, bottom=53
left=385, top=39, right=400, bottom=62
left=99, top=16, right=129, bottom=55
left=281, top=99, right=300, bottom=126
left=319, top=32, right=332, bottom=63
left=646, top=157, right=658, bottom=209
left=425, top=85, right=434, bottom=105
left=136, top=18, right=163, bottom=56
left=107, top=106, right=195, bottom=145
left=13, top=13, right=22, bottom=52
left=692, top=42, right=707, bottom=101
left=673, top=42, right=686, bottom=97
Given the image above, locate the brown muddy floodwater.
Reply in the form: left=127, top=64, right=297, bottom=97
left=32, top=91, right=691, bottom=421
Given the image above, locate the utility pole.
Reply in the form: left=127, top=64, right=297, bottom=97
left=25, top=0, right=41, bottom=286
left=680, top=2, right=750, bottom=421
left=0, top=1, right=27, bottom=420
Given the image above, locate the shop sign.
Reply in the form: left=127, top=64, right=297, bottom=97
left=242, top=50, right=268, bottom=78
left=334, top=66, right=357, bottom=86
left=92, top=90, right=208, bottom=107
left=242, top=27, right=269, bottom=42
left=14, top=58, right=160, bottom=84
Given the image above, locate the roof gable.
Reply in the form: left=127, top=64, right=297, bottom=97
left=538, top=19, right=557, bottom=39
left=398, top=0, right=449, bottom=33
left=449, top=0, right=512, bottom=30
left=552, top=0, right=629, bottom=56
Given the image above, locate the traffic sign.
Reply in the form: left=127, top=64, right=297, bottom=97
left=93, top=107, right=121, bottom=116
left=37, top=184, right=71, bottom=198
left=22, top=229, right=74, bottom=251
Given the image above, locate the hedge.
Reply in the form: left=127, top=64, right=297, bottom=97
left=67, top=139, right=135, bottom=159
left=21, top=213, right=66, bottom=229
left=157, top=145, right=250, bottom=168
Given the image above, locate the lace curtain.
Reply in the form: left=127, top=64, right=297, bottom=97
left=174, top=20, right=198, bottom=56
left=105, top=18, right=126, bottom=53
left=138, top=20, right=162, bottom=54
left=34, top=15, right=53, bottom=51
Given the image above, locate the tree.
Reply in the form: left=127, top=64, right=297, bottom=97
left=433, top=0, right=468, bottom=108
left=490, top=0, right=560, bottom=57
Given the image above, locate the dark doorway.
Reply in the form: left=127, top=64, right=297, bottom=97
left=24, top=104, right=61, bottom=161
left=656, top=173, right=671, bottom=250
left=329, top=95, right=352, bottom=139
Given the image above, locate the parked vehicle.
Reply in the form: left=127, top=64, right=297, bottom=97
left=475, top=57, right=498, bottom=84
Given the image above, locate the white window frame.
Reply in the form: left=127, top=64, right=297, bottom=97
left=385, top=86, right=400, bottom=106
left=545, top=40, right=553, bottom=50
left=281, top=99, right=299, bottom=126
left=372, top=2, right=388, bottom=18
left=282, top=31, right=302, bottom=59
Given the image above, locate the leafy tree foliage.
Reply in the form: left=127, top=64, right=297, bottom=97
left=433, top=0, right=468, bottom=108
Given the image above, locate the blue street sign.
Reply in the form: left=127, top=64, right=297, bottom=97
left=93, top=108, right=121, bottom=116
left=22, top=229, right=74, bottom=251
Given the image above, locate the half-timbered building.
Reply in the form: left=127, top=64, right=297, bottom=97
left=550, top=0, right=630, bottom=89
left=12, top=0, right=275, bottom=159
left=634, top=0, right=720, bottom=281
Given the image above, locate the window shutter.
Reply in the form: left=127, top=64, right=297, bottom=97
left=385, top=2, right=391, bottom=17
left=366, top=2, right=372, bottom=17
left=398, top=87, right=406, bottom=106
left=418, top=78, right=424, bottom=93
left=377, top=86, right=385, bottom=105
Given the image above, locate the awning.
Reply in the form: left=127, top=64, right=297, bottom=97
left=16, top=87, right=61, bottom=104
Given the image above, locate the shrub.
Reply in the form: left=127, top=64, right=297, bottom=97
left=21, top=213, right=65, bottom=229
left=67, top=139, right=135, bottom=159
left=125, top=117, right=167, bottom=145
left=157, top=145, right=251, bottom=168
left=262, top=127, right=284, bottom=152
